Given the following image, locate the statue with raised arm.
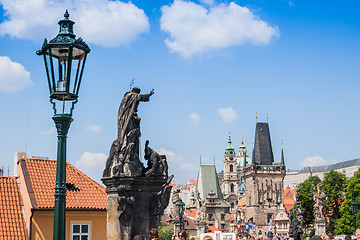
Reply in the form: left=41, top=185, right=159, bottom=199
left=103, top=87, right=154, bottom=177
left=102, top=87, right=174, bottom=240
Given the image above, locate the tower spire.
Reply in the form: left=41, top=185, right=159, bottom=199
left=225, top=132, right=235, bottom=156
left=281, top=141, right=285, bottom=166
left=253, top=122, right=274, bottom=165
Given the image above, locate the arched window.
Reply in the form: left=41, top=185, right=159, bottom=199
left=231, top=202, right=234, bottom=209
left=231, top=183, right=234, bottom=193
left=230, top=164, right=233, bottom=172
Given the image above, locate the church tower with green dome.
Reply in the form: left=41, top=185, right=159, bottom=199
left=222, top=133, right=239, bottom=214
left=236, top=137, right=252, bottom=168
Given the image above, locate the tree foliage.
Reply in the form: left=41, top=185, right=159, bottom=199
left=298, top=176, right=321, bottom=228
left=158, top=222, right=174, bottom=240
left=321, top=170, right=347, bottom=233
left=334, top=169, right=360, bottom=235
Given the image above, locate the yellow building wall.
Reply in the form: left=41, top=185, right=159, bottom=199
left=31, top=210, right=106, bottom=240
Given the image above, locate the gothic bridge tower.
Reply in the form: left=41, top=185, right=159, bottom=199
left=243, top=122, right=286, bottom=236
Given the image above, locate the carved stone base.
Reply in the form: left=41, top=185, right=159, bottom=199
left=315, top=219, right=326, bottom=236
left=173, top=219, right=181, bottom=236
left=102, top=175, right=168, bottom=240
left=195, top=222, right=206, bottom=240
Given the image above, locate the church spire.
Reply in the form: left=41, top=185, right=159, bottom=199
left=225, top=132, right=235, bottom=156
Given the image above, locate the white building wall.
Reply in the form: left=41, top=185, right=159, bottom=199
left=284, top=165, right=360, bottom=189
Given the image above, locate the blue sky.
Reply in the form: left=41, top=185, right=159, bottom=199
left=0, top=0, right=360, bottom=184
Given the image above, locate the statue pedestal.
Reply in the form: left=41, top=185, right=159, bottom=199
left=195, top=222, right=206, bottom=240
left=173, top=219, right=181, bottom=235
left=102, top=176, right=168, bottom=240
left=315, top=219, right=326, bottom=236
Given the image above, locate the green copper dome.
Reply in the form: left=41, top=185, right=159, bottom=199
left=225, top=134, right=235, bottom=156
left=236, top=156, right=252, bottom=167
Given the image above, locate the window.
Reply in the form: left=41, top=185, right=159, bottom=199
left=221, top=214, right=225, bottom=221
left=221, top=224, right=225, bottom=230
left=208, top=214, right=213, bottom=220
left=72, top=223, right=90, bottom=240
left=267, top=214, right=273, bottom=224
left=230, top=165, right=233, bottom=172
left=231, top=183, right=234, bottom=193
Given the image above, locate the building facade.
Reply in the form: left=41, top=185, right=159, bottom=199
left=197, top=164, right=230, bottom=232
left=14, top=152, right=107, bottom=240
left=284, top=159, right=360, bottom=189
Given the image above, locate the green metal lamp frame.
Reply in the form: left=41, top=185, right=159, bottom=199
left=37, top=10, right=89, bottom=240
left=177, top=199, right=186, bottom=231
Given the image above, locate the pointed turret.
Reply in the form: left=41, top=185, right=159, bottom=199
left=252, top=122, right=274, bottom=165
left=225, top=133, right=235, bottom=156
left=281, top=148, right=285, bottom=166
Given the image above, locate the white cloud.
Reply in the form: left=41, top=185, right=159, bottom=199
left=189, top=112, right=200, bottom=125
left=160, top=0, right=280, bottom=57
left=75, top=152, right=107, bottom=170
left=0, top=56, right=33, bottom=93
left=158, top=147, right=185, bottom=163
left=43, top=127, right=56, bottom=135
left=0, top=0, right=150, bottom=47
left=218, top=107, right=238, bottom=123
left=300, top=156, right=327, bottom=168
left=85, top=125, right=102, bottom=133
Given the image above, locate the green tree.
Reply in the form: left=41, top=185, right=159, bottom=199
left=158, top=222, right=174, bottom=240
left=334, top=169, right=360, bottom=235
left=321, top=170, right=347, bottom=233
left=298, top=176, right=321, bottom=229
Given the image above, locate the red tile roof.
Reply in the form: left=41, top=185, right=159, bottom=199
left=22, top=158, right=106, bottom=210
left=185, top=209, right=197, bottom=218
left=284, top=189, right=296, bottom=213
left=0, top=177, right=27, bottom=239
left=188, top=179, right=197, bottom=186
left=208, top=225, right=221, bottom=233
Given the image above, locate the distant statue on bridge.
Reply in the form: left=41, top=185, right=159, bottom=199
left=313, top=183, right=326, bottom=220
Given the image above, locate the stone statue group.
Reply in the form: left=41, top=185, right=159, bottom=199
left=290, top=184, right=326, bottom=240
left=101, top=87, right=173, bottom=240
left=103, top=87, right=168, bottom=179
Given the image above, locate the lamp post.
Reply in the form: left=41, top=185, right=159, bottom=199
left=37, top=10, right=90, bottom=240
left=177, top=199, right=185, bottom=231
left=351, top=196, right=358, bottom=234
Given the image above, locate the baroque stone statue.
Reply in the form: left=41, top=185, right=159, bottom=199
left=102, top=87, right=172, bottom=240
left=312, top=183, right=326, bottom=220
left=295, top=188, right=303, bottom=240
left=103, top=87, right=154, bottom=178
left=195, top=190, right=206, bottom=223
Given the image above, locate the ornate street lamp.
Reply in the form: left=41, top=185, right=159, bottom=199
left=351, top=196, right=358, bottom=234
left=177, top=199, right=185, bottom=231
left=36, top=10, right=90, bottom=240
